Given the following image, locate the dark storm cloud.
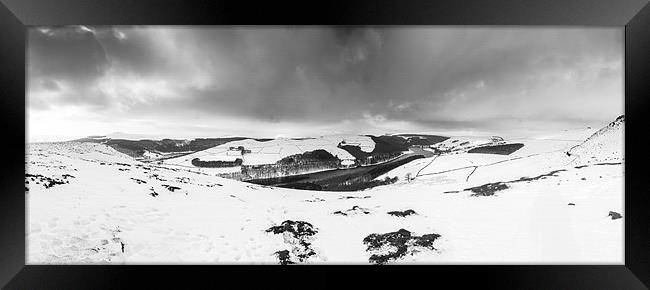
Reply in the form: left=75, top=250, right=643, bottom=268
left=92, top=27, right=170, bottom=76
left=363, top=29, right=621, bottom=117
left=29, top=27, right=111, bottom=108
left=27, top=26, right=623, bottom=137
left=130, top=27, right=388, bottom=121
left=28, top=27, right=108, bottom=82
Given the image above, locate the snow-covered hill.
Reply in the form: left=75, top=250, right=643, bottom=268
left=26, top=119, right=624, bottom=264
left=568, top=115, right=624, bottom=165
left=431, top=136, right=505, bottom=153
left=162, top=134, right=375, bottom=168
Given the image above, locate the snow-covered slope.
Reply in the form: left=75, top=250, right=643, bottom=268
left=26, top=127, right=624, bottom=264
left=379, top=118, right=623, bottom=186
left=568, top=115, right=624, bottom=165
left=28, top=142, right=136, bottom=165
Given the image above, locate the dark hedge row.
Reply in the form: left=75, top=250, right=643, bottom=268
left=191, top=158, right=243, bottom=167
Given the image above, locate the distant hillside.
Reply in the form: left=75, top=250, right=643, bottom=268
left=394, top=134, right=449, bottom=146
left=76, top=137, right=273, bottom=159
left=339, top=134, right=448, bottom=162
left=431, top=136, right=507, bottom=154
left=77, top=133, right=449, bottom=174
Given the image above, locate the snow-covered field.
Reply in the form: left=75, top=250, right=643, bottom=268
left=431, top=135, right=504, bottom=153
left=25, top=120, right=624, bottom=265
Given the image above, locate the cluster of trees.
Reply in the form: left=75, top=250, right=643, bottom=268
left=242, top=161, right=340, bottom=180
left=325, top=176, right=399, bottom=191
left=356, top=152, right=402, bottom=166
left=467, top=143, right=524, bottom=155
left=216, top=171, right=249, bottom=181
left=191, top=158, right=243, bottom=168
left=278, top=149, right=339, bottom=165
left=217, top=150, right=343, bottom=180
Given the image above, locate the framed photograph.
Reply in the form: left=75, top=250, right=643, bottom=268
left=2, top=0, right=649, bottom=288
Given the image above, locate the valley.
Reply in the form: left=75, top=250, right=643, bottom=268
left=25, top=116, right=624, bottom=265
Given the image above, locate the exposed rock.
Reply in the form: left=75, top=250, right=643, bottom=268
left=267, top=220, right=319, bottom=264
left=363, top=229, right=441, bottom=265
left=25, top=173, right=69, bottom=189
left=267, top=220, right=317, bottom=238
left=274, top=250, right=294, bottom=265
left=162, top=184, right=181, bottom=192
left=514, top=170, right=566, bottom=183
left=608, top=211, right=622, bottom=220
left=339, top=195, right=372, bottom=200
left=304, top=198, right=326, bottom=203
left=130, top=178, right=147, bottom=184
left=387, top=209, right=417, bottom=217
left=333, top=205, right=371, bottom=216
left=466, top=182, right=508, bottom=197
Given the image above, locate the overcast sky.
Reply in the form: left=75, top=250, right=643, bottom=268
left=27, top=26, right=623, bottom=141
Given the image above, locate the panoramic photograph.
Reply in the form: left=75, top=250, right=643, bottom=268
left=26, top=26, right=624, bottom=265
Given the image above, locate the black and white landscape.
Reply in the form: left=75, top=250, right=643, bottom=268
left=26, top=26, right=623, bottom=264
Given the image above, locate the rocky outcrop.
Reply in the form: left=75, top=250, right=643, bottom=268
left=333, top=205, right=371, bottom=216
left=363, top=229, right=441, bottom=265
left=608, top=211, right=623, bottom=220
left=465, top=182, right=509, bottom=197
left=387, top=209, right=417, bottom=217
left=266, top=220, right=319, bottom=264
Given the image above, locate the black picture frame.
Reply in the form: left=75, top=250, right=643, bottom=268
left=2, top=0, right=649, bottom=288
